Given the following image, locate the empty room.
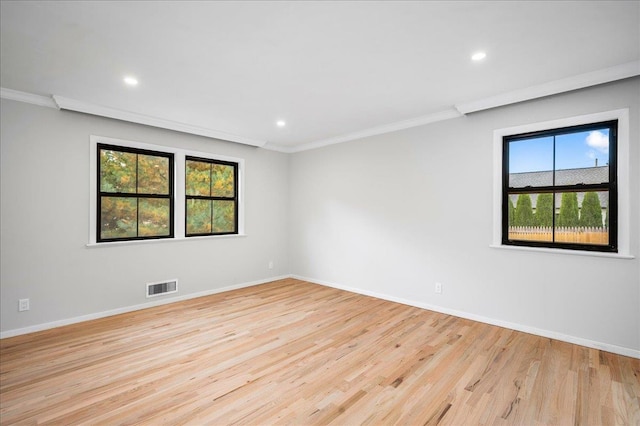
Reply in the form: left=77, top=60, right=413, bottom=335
left=1, top=1, right=639, bottom=424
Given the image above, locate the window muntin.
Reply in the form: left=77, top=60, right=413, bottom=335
left=502, top=121, right=617, bottom=252
left=185, top=157, right=238, bottom=236
left=98, top=144, right=174, bottom=242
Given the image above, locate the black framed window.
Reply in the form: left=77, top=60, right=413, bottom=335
left=185, top=156, right=238, bottom=236
left=502, top=120, right=617, bottom=252
left=98, top=144, right=174, bottom=242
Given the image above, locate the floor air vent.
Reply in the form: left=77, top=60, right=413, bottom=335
left=146, top=280, right=178, bottom=298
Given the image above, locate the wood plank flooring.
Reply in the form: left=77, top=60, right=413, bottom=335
left=1, top=278, right=639, bottom=425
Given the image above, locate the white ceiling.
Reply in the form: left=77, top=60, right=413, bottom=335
left=1, top=1, right=639, bottom=151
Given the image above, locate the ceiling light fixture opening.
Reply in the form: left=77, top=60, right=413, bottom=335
left=276, top=120, right=286, bottom=128
left=471, top=51, right=487, bottom=61
left=123, top=76, right=139, bottom=86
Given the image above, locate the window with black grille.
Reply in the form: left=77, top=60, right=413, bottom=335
left=185, top=156, right=238, bottom=236
left=98, top=144, right=174, bottom=242
left=502, top=121, right=617, bottom=252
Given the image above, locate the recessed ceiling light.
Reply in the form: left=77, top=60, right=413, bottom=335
left=471, top=51, right=487, bottom=61
left=123, top=76, right=138, bottom=86
left=276, top=120, right=286, bottom=128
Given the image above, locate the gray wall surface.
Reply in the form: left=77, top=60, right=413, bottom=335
left=289, top=78, right=640, bottom=352
left=2, top=78, right=639, bottom=354
left=1, top=100, right=290, bottom=332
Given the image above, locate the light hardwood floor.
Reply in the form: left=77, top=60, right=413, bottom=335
left=1, top=278, right=639, bottom=425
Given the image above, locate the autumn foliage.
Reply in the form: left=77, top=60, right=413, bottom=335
left=99, top=148, right=237, bottom=240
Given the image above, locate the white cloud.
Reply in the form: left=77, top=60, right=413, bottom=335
left=586, top=130, right=609, bottom=153
left=586, top=150, right=596, bottom=159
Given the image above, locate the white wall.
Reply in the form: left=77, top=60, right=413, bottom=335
left=289, top=78, right=640, bottom=354
left=0, top=99, right=289, bottom=334
left=2, top=79, right=639, bottom=356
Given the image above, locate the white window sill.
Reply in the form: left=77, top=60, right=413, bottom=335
left=489, top=244, right=634, bottom=259
left=87, top=233, right=247, bottom=248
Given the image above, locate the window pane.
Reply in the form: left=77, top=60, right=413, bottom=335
left=100, top=196, right=137, bottom=239
left=139, top=198, right=170, bottom=237
left=508, top=136, right=553, bottom=188
left=100, top=149, right=136, bottom=193
left=555, top=129, right=609, bottom=185
left=507, top=193, right=552, bottom=242
left=213, top=200, right=236, bottom=233
left=186, top=199, right=212, bottom=234
left=211, top=164, right=235, bottom=197
left=186, top=160, right=211, bottom=196
left=556, top=191, right=608, bottom=245
left=138, top=154, right=169, bottom=195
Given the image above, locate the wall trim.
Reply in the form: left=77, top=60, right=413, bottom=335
left=263, top=62, right=639, bottom=153
left=261, top=142, right=297, bottom=153
left=0, top=275, right=291, bottom=339
left=4, top=62, right=637, bottom=154
left=3, top=273, right=638, bottom=359
left=52, top=95, right=267, bottom=148
left=276, top=108, right=463, bottom=153
left=292, top=275, right=640, bottom=360
left=0, top=87, right=58, bottom=109
left=0, top=88, right=266, bottom=147
left=456, top=60, right=640, bottom=114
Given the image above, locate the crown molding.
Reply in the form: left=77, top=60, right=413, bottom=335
left=52, top=96, right=266, bottom=147
left=261, top=142, right=296, bottom=153
left=268, top=60, right=638, bottom=153
left=285, top=108, right=463, bottom=153
left=0, top=87, right=58, bottom=109
left=4, top=61, right=638, bottom=153
left=1, top=88, right=266, bottom=147
left=455, top=60, right=640, bottom=115
left=2, top=87, right=461, bottom=154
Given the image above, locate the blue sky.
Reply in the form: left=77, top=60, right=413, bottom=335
left=509, top=129, right=610, bottom=173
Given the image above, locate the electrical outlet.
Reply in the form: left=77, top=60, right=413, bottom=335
left=18, top=298, right=30, bottom=312
left=435, top=283, right=442, bottom=294
left=268, top=261, right=274, bottom=270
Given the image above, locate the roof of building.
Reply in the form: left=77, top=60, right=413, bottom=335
left=508, top=166, right=609, bottom=209
left=509, top=166, right=609, bottom=188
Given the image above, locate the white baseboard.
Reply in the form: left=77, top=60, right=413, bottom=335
left=0, top=275, right=291, bottom=339
left=292, top=275, right=640, bottom=360
left=4, top=273, right=638, bottom=360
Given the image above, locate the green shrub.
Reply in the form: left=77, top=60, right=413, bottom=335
left=535, top=193, right=553, bottom=227
left=514, top=194, right=534, bottom=227
left=579, top=192, right=603, bottom=228
left=557, top=193, right=579, bottom=227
